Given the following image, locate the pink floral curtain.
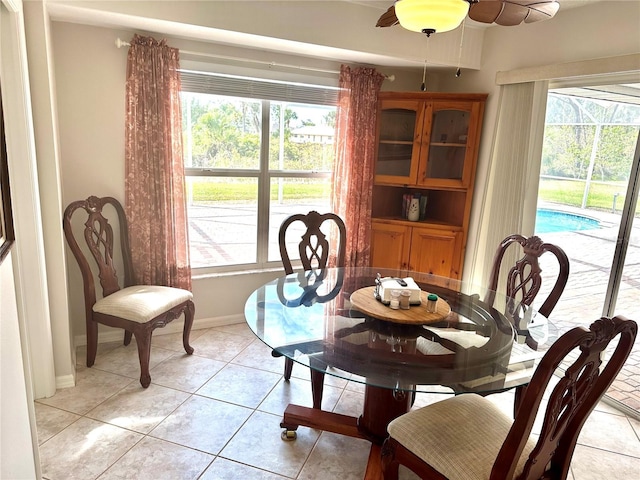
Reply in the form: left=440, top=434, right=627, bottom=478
left=124, top=34, right=191, bottom=290
left=331, top=65, right=385, bottom=268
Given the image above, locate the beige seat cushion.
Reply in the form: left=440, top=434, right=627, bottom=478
left=387, top=393, right=536, bottom=480
left=93, top=285, right=193, bottom=323
left=425, top=327, right=490, bottom=349
left=416, top=337, right=454, bottom=355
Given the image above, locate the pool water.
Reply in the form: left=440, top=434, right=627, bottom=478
left=535, top=209, right=601, bottom=234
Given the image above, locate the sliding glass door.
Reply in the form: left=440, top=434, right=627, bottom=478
left=536, top=83, right=640, bottom=416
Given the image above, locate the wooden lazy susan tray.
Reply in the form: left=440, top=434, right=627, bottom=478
left=349, top=286, right=451, bottom=325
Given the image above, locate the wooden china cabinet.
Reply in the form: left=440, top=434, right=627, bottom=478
left=370, top=92, right=487, bottom=279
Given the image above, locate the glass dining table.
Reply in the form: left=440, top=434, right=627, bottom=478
left=244, top=267, right=557, bottom=476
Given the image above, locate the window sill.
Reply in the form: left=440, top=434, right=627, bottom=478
left=192, top=266, right=283, bottom=281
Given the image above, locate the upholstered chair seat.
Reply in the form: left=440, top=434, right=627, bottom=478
left=93, top=285, right=193, bottom=323
left=387, top=393, right=536, bottom=480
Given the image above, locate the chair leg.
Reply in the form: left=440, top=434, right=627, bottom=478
left=380, top=438, right=400, bottom=480
left=284, top=357, right=293, bottom=380
left=86, top=320, right=98, bottom=368
left=124, top=331, right=133, bottom=346
left=133, top=327, right=153, bottom=388
left=182, top=301, right=195, bottom=355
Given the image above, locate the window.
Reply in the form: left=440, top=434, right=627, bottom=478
left=180, top=71, right=338, bottom=271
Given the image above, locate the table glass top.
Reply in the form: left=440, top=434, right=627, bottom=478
left=244, top=267, right=558, bottom=395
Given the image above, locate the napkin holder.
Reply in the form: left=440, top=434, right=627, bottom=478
left=374, top=276, right=422, bottom=305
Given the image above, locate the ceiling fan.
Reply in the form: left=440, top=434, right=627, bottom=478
left=376, top=0, right=560, bottom=36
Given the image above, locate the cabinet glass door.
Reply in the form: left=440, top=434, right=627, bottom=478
left=375, top=102, right=423, bottom=184
left=428, top=109, right=468, bottom=179
left=421, top=102, right=476, bottom=187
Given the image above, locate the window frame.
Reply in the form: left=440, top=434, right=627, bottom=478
left=181, top=73, right=338, bottom=273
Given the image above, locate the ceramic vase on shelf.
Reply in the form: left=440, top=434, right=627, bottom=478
left=407, top=197, right=420, bottom=221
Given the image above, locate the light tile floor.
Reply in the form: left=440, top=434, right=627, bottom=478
left=36, top=323, right=640, bottom=480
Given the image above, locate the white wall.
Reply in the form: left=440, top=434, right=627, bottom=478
left=0, top=254, right=38, bottom=480
left=47, top=0, right=485, bottom=71
left=23, top=0, right=75, bottom=389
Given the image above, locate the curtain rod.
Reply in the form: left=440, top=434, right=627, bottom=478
left=115, top=38, right=395, bottom=81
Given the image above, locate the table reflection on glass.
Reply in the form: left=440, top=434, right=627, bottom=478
left=244, top=267, right=557, bottom=477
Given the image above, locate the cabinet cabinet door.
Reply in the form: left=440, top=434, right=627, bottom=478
left=408, top=227, right=463, bottom=278
left=370, top=222, right=411, bottom=270
left=374, top=100, right=425, bottom=185
left=418, top=100, right=482, bottom=188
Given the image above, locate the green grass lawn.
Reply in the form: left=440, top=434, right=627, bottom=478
left=538, top=178, right=638, bottom=215
left=189, top=181, right=328, bottom=203
left=189, top=177, right=639, bottom=215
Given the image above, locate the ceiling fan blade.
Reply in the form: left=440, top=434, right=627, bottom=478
left=469, top=1, right=505, bottom=24
left=524, top=1, right=560, bottom=23
left=469, top=0, right=559, bottom=26
left=376, top=4, right=399, bottom=28
left=494, top=2, right=531, bottom=26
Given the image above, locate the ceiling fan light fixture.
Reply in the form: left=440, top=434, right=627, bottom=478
left=395, top=0, right=470, bottom=35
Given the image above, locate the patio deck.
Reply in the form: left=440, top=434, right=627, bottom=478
left=536, top=203, right=640, bottom=417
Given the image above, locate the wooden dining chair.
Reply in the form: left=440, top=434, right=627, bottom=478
left=274, top=210, right=346, bottom=408
left=457, top=234, right=570, bottom=413
left=381, top=315, right=637, bottom=480
left=63, top=195, right=195, bottom=388
left=484, top=234, right=570, bottom=336
left=419, top=234, right=568, bottom=351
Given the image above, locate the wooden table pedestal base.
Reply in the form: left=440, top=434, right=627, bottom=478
left=280, top=384, right=414, bottom=479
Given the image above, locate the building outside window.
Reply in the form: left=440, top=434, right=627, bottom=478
left=180, top=71, right=338, bottom=272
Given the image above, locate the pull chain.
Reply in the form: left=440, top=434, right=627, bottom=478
left=456, top=21, right=466, bottom=78
left=421, top=38, right=429, bottom=91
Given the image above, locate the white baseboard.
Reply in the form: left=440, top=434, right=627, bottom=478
left=71, top=314, right=245, bottom=348
left=55, top=374, right=76, bottom=390
left=59, top=315, right=245, bottom=391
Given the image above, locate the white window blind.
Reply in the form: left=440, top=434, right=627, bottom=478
left=180, top=70, right=340, bottom=106
left=468, top=81, right=549, bottom=289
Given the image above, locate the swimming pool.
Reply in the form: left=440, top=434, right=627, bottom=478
left=535, top=209, right=601, bottom=234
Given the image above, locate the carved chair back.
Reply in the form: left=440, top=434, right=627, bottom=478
left=278, top=211, right=346, bottom=274
left=63, top=196, right=134, bottom=309
left=485, top=234, right=570, bottom=321
left=495, top=315, right=636, bottom=479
